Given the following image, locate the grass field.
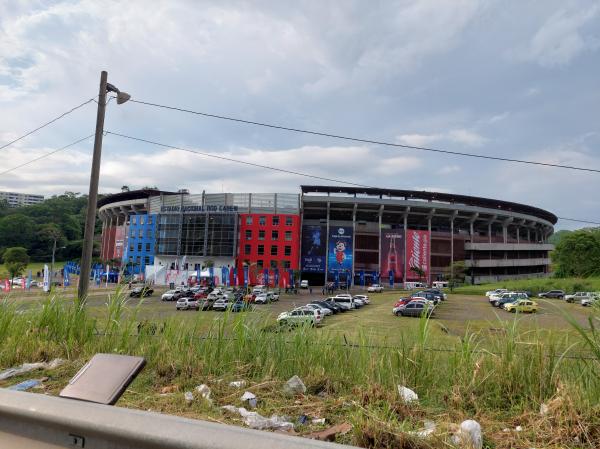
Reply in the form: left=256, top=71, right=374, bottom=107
left=0, top=289, right=599, bottom=448
left=453, top=276, right=600, bottom=296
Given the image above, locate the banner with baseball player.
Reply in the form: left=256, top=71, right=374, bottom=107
left=405, top=229, right=431, bottom=282
left=327, top=226, right=353, bottom=278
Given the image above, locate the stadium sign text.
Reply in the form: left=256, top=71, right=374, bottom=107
left=160, top=205, right=239, bottom=213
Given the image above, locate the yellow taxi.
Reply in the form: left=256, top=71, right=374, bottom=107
left=503, top=299, right=538, bottom=313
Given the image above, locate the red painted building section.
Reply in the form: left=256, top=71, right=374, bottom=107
left=236, top=213, right=300, bottom=287
left=101, top=225, right=126, bottom=261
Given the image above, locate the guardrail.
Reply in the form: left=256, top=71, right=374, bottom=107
left=0, top=389, right=356, bottom=449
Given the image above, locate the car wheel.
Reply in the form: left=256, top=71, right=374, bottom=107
left=510, top=309, right=516, bottom=313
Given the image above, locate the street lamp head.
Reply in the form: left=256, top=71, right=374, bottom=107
left=116, top=91, right=131, bottom=104
left=106, top=83, right=130, bottom=105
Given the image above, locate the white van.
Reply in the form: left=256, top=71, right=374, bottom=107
left=432, top=281, right=448, bottom=289
left=404, top=282, right=427, bottom=290
left=329, top=295, right=354, bottom=310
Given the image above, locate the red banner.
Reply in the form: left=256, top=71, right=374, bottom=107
left=406, top=230, right=430, bottom=281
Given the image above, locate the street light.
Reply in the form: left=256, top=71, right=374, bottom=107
left=78, top=71, right=130, bottom=302
left=49, top=238, right=66, bottom=290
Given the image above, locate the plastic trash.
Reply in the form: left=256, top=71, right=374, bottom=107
left=312, top=418, right=326, bottom=425
left=451, top=419, right=482, bottom=449
left=184, top=391, right=194, bottom=403
left=0, top=358, right=64, bottom=381
left=8, top=379, right=42, bottom=391
left=283, top=375, right=307, bottom=396
left=540, top=403, right=549, bottom=416
left=408, top=420, right=436, bottom=438
left=221, top=406, right=294, bottom=431
left=229, top=380, right=247, bottom=388
left=195, top=384, right=211, bottom=400
left=515, top=425, right=523, bottom=432
left=297, top=414, right=309, bottom=425
left=397, top=385, right=419, bottom=403
left=241, top=391, right=257, bottom=408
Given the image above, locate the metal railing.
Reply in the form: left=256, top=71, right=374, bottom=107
left=0, top=389, right=355, bottom=449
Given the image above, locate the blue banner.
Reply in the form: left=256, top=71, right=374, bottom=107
left=233, top=267, right=238, bottom=286
left=221, top=266, right=227, bottom=286
left=288, top=269, right=295, bottom=288
left=301, top=225, right=326, bottom=272
left=263, top=268, right=269, bottom=286
left=274, top=268, right=279, bottom=287
left=243, top=265, right=249, bottom=287
left=26, top=270, right=32, bottom=289
left=64, top=267, right=70, bottom=287
left=359, top=270, right=365, bottom=286
left=389, top=270, right=394, bottom=288
left=209, top=266, right=214, bottom=284
left=328, top=226, right=353, bottom=275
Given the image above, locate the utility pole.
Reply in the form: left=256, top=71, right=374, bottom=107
left=78, top=72, right=130, bottom=302
left=78, top=71, right=108, bottom=301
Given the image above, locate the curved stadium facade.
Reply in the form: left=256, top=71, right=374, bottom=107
left=98, top=186, right=556, bottom=286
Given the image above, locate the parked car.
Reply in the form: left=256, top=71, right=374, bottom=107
left=270, top=291, right=280, bottom=301
left=129, top=286, right=154, bottom=298
left=161, top=290, right=179, bottom=301
left=198, top=297, right=216, bottom=311
left=312, top=300, right=341, bottom=314
left=231, top=300, right=252, bottom=312
left=300, top=280, right=309, bottom=289
left=367, top=284, right=384, bottom=293
left=581, top=297, right=596, bottom=307
left=277, top=309, right=316, bottom=327
left=293, top=306, right=323, bottom=324
left=399, top=301, right=434, bottom=318
left=328, top=295, right=354, bottom=310
left=411, top=291, right=440, bottom=305
left=212, top=298, right=231, bottom=311
left=305, top=303, right=332, bottom=316
left=425, top=289, right=447, bottom=301
left=492, top=292, right=528, bottom=308
left=176, top=297, right=199, bottom=311
left=504, top=299, right=538, bottom=313
left=565, top=292, right=594, bottom=303
left=392, top=298, right=414, bottom=315
left=252, top=285, right=267, bottom=295
left=538, top=290, right=565, bottom=299
left=254, top=293, right=270, bottom=304
left=486, top=288, right=509, bottom=298
left=207, top=291, right=224, bottom=301
left=432, top=281, right=449, bottom=289
left=353, top=294, right=370, bottom=304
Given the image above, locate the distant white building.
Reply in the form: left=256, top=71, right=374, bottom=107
left=0, top=191, right=44, bottom=207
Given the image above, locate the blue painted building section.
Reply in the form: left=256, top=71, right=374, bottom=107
left=123, top=213, right=156, bottom=275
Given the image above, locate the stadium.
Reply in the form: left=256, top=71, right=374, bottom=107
left=98, top=186, right=556, bottom=286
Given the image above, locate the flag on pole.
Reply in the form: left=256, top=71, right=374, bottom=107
left=64, top=266, right=70, bottom=287
left=263, top=268, right=269, bottom=287
left=26, top=270, right=32, bottom=290
left=389, top=270, right=394, bottom=288
left=43, top=264, right=50, bottom=292
left=274, top=268, right=279, bottom=287
left=243, top=265, right=249, bottom=287
left=233, top=267, right=238, bottom=286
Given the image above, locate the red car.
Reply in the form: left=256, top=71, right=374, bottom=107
left=394, top=298, right=412, bottom=308
left=194, top=292, right=208, bottom=300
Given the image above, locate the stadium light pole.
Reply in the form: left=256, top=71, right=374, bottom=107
left=78, top=71, right=130, bottom=302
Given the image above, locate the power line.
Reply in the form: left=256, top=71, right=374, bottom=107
left=106, top=131, right=599, bottom=227
left=0, top=134, right=94, bottom=177
left=128, top=98, right=600, bottom=174
left=105, top=131, right=375, bottom=188
left=0, top=97, right=96, bottom=152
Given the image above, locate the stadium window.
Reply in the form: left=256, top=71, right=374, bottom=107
left=132, top=216, right=137, bottom=225
left=140, top=215, right=145, bottom=225
left=270, top=260, right=278, bottom=269
left=137, top=243, right=142, bottom=252
left=144, top=256, right=150, bottom=265
left=285, top=231, right=292, bottom=241
left=138, top=229, right=143, bottom=238
left=246, top=216, right=253, bottom=225
left=283, top=261, right=291, bottom=269
left=272, top=230, right=278, bottom=240
left=145, top=243, right=150, bottom=252
left=129, top=244, right=134, bottom=252
left=259, top=230, right=265, bottom=240
left=258, top=245, right=264, bottom=255
left=244, top=244, right=251, bottom=255
left=245, top=230, right=252, bottom=240
left=271, top=246, right=278, bottom=256
left=130, top=229, right=135, bottom=238
left=256, top=260, right=264, bottom=269
left=147, top=216, right=153, bottom=225
left=259, top=216, right=266, bottom=225
left=284, top=245, right=291, bottom=256
left=285, top=216, right=293, bottom=226
left=272, top=215, right=279, bottom=226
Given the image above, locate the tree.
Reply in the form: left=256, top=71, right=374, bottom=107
left=0, top=214, right=36, bottom=248
left=3, top=247, right=30, bottom=280
left=121, top=185, right=130, bottom=192
left=552, top=229, right=600, bottom=277
left=443, top=261, right=467, bottom=291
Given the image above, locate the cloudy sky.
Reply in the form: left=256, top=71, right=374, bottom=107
left=1, top=0, right=599, bottom=229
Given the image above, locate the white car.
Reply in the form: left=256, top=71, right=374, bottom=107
left=254, top=293, right=270, bottom=304
left=252, top=285, right=267, bottom=295
left=293, top=306, right=323, bottom=324
left=176, top=297, right=199, bottom=310
left=305, top=303, right=332, bottom=316
left=328, top=296, right=354, bottom=310
left=581, top=296, right=599, bottom=307
left=353, top=294, right=370, bottom=304
left=565, top=292, right=593, bottom=303
left=212, top=298, right=231, bottom=311
left=367, top=284, right=384, bottom=293
left=207, top=291, right=224, bottom=301
left=300, top=280, right=309, bottom=289
left=277, top=309, right=316, bottom=326
left=161, top=290, right=178, bottom=301
left=486, top=288, right=509, bottom=298
left=353, top=298, right=366, bottom=307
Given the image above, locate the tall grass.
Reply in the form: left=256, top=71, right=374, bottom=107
left=1, top=293, right=599, bottom=447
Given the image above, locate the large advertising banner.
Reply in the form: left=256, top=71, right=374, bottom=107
left=327, top=226, right=353, bottom=275
left=406, top=230, right=430, bottom=281
left=114, top=226, right=125, bottom=259
left=301, top=225, right=326, bottom=272
left=380, top=230, right=405, bottom=281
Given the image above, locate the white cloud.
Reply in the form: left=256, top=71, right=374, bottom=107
left=515, top=5, right=600, bottom=67
left=397, top=129, right=487, bottom=147
left=438, top=165, right=461, bottom=175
